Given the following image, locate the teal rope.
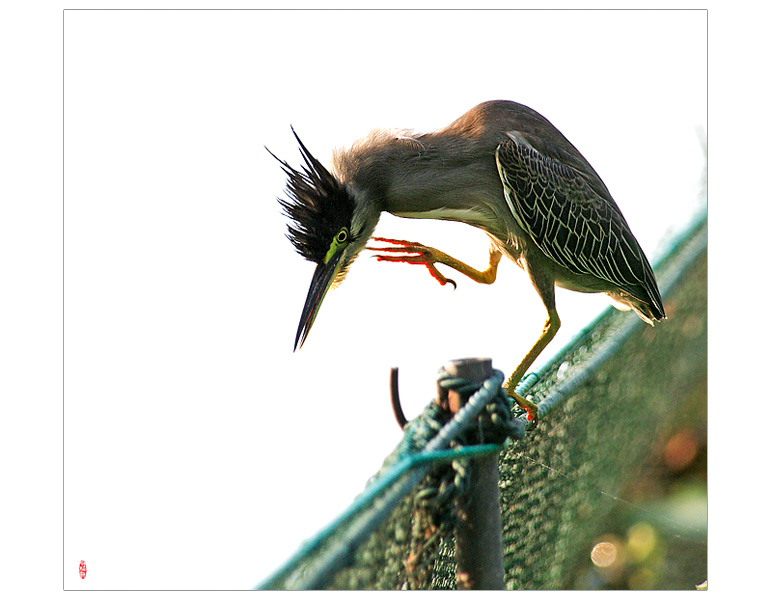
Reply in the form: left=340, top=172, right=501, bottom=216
left=258, top=369, right=521, bottom=590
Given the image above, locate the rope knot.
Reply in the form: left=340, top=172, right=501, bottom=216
left=435, top=366, right=526, bottom=445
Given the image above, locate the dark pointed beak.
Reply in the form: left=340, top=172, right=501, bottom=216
left=294, top=251, right=344, bottom=351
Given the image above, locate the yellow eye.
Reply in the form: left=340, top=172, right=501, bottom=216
left=324, top=227, right=350, bottom=264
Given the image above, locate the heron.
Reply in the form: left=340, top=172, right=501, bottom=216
left=269, top=100, right=665, bottom=425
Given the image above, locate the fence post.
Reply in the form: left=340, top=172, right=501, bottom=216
left=438, top=358, right=505, bottom=590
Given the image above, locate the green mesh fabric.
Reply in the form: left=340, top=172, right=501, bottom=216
left=496, top=251, right=707, bottom=590
left=265, top=218, right=707, bottom=591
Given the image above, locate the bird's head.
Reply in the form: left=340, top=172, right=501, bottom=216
left=268, top=128, right=380, bottom=351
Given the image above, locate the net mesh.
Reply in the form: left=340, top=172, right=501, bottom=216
left=265, top=217, right=707, bottom=590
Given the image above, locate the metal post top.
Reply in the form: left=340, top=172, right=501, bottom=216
left=443, top=358, right=493, bottom=382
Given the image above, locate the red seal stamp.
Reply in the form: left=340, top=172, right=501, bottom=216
left=79, top=560, right=87, bottom=579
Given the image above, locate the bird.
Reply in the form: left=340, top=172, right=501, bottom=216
left=269, top=100, right=665, bottom=426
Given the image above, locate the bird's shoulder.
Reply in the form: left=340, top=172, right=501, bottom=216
left=448, top=101, right=614, bottom=201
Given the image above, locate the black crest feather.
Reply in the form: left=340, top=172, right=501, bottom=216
left=268, top=128, right=355, bottom=264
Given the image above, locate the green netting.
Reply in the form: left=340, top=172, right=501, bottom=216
left=260, top=214, right=707, bottom=590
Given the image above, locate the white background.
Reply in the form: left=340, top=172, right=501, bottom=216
left=2, top=2, right=769, bottom=597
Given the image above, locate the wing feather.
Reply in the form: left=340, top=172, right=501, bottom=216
left=496, top=131, right=664, bottom=318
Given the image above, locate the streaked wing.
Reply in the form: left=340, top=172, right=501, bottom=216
left=496, top=131, right=661, bottom=310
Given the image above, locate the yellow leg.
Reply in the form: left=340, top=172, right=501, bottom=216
left=503, top=308, right=561, bottom=427
left=368, top=236, right=560, bottom=429
left=366, top=237, right=502, bottom=287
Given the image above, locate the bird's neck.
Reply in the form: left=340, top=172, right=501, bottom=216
left=333, top=130, right=505, bottom=235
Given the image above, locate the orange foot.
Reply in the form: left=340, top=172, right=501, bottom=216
left=366, top=237, right=457, bottom=289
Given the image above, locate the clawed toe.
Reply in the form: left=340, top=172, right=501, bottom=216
left=366, top=237, right=429, bottom=255
left=366, top=237, right=455, bottom=287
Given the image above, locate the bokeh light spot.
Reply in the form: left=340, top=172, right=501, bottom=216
left=591, top=541, right=618, bottom=567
